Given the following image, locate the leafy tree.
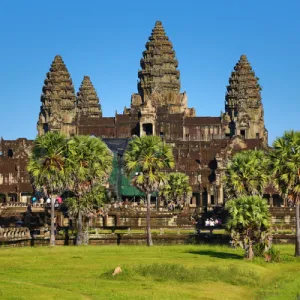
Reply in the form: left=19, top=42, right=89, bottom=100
left=65, top=185, right=108, bottom=244
left=268, top=130, right=300, bottom=256
left=64, top=135, right=113, bottom=245
left=159, top=172, right=192, bottom=206
left=225, top=195, right=272, bottom=259
left=124, top=136, right=175, bottom=246
left=224, top=150, right=269, bottom=198
left=27, top=131, right=67, bottom=246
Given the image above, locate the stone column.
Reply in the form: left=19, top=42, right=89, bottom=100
left=269, top=194, right=273, bottom=207
left=207, top=188, right=211, bottom=209
left=116, top=214, right=120, bottom=226
left=139, top=123, right=144, bottom=137
left=103, top=215, right=108, bottom=227
left=219, top=184, right=224, bottom=205
left=199, top=191, right=203, bottom=213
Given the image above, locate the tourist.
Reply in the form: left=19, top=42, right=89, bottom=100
left=32, top=197, right=37, bottom=206
left=205, top=218, right=210, bottom=227
left=214, top=219, right=219, bottom=226
left=54, top=200, right=59, bottom=209
left=209, top=218, right=215, bottom=234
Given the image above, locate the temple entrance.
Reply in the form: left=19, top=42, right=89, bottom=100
left=142, top=123, right=153, bottom=136
left=240, top=129, right=246, bottom=138
left=20, top=192, right=31, bottom=203
left=0, top=193, right=6, bottom=203
left=8, top=193, right=18, bottom=202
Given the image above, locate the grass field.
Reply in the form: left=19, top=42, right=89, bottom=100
left=0, top=244, right=299, bottom=300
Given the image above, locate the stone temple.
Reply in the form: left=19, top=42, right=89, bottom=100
left=0, top=21, right=278, bottom=209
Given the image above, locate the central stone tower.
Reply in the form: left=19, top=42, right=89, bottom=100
left=137, top=20, right=180, bottom=102
left=129, top=21, right=193, bottom=136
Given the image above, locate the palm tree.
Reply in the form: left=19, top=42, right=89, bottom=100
left=226, top=195, right=271, bottom=259
left=124, top=136, right=175, bottom=246
left=159, top=172, right=192, bottom=207
left=224, top=150, right=269, bottom=198
left=64, top=135, right=113, bottom=245
left=27, top=131, right=67, bottom=246
left=65, top=185, right=108, bottom=245
left=268, top=130, right=300, bottom=256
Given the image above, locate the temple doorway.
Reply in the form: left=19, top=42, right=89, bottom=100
left=142, top=123, right=153, bottom=136
left=8, top=193, right=18, bottom=202
left=20, top=192, right=31, bottom=203
left=0, top=193, right=6, bottom=203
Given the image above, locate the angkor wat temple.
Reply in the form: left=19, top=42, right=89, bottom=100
left=0, top=21, right=277, bottom=208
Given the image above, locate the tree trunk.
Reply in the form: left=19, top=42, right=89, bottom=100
left=82, top=218, right=89, bottom=245
left=248, top=243, right=254, bottom=260
left=245, top=241, right=254, bottom=260
left=50, top=197, right=55, bottom=246
left=295, top=201, right=300, bottom=257
left=146, top=193, right=153, bottom=246
left=76, top=211, right=83, bottom=245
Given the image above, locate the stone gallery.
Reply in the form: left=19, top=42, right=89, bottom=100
left=0, top=21, right=275, bottom=209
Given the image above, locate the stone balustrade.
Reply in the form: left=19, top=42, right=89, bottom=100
left=0, top=227, right=31, bottom=241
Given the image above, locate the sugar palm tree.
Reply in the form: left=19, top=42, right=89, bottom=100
left=65, top=185, right=108, bottom=245
left=224, top=150, right=269, bottom=199
left=226, top=195, right=271, bottom=259
left=159, top=172, right=192, bottom=206
left=64, top=135, right=112, bottom=245
left=27, top=131, right=67, bottom=246
left=124, top=136, right=175, bottom=246
left=268, top=130, right=300, bottom=256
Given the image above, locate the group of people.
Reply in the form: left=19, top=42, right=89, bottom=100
left=205, top=218, right=221, bottom=228
left=30, top=197, right=63, bottom=208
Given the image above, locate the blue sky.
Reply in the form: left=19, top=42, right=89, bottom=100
left=0, top=0, right=299, bottom=144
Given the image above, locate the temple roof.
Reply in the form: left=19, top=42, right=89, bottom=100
left=137, top=21, right=180, bottom=99
left=41, top=55, right=76, bottom=110
left=184, top=117, right=222, bottom=125
left=77, top=76, right=102, bottom=118
left=225, top=54, right=261, bottom=111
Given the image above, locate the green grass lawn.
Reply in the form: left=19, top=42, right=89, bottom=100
left=0, top=244, right=299, bottom=300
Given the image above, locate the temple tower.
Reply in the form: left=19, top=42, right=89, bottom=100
left=37, top=55, right=77, bottom=136
left=76, top=76, right=102, bottom=118
left=225, top=55, right=268, bottom=144
left=137, top=21, right=181, bottom=106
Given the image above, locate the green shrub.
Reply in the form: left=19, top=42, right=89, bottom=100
left=253, top=243, right=265, bottom=257
left=267, top=246, right=281, bottom=262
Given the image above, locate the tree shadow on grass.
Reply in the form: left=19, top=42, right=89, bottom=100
left=187, top=250, right=243, bottom=260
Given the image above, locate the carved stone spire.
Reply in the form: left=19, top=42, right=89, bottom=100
left=77, top=76, right=102, bottom=118
left=225, top=55, right=267, bottom=143
left=137, top=21, right=180, bottom=101
left=37, top=55, right=76, bottom=136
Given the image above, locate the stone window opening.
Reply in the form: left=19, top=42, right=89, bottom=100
left=7, top=149, right=13, bottom=158
left=256, top=132, right=260, bottom=138
left=240, top=129, right=246, bottom=138
left=142, top=123, right=153, bottom=136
